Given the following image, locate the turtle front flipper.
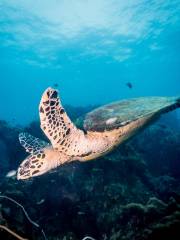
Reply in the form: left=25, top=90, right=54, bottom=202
left=19, top=132, right=49, bottom=154
left=39, top=88, right=90, bottom=156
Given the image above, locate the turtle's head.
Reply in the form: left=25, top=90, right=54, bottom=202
left=17, top=148, right=61, bottom=180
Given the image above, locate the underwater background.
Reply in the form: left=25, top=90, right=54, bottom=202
left=0, top=0, right=180, bottom=239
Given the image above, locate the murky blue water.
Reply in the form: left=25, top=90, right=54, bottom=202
left=0, top=0, right=180, bottom=125
left=0, top=2, right=180, bottom=240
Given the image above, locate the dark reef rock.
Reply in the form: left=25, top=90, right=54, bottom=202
left=0, top=138, right=10, bottom=175
left=0, top=110, right=180, bottom=239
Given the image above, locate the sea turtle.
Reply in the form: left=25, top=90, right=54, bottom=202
left=17, top=88, right=180, bottom=180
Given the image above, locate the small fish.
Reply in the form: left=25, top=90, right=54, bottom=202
left=6, top=170, right=17, bottom=178
left=53, top=83, right=59, bottom=88
left=37, top=199, right=45, bottom=205
left=78, top=211, right=85, bottom=215
left=126, top=82, right=133, bottom=89
left=158, top=124, right=167, bottom=129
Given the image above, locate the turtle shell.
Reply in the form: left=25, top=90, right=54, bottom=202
left=83, top=96, right=179, bottom=132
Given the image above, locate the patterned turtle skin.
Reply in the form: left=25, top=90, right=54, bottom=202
left=17, top=88, right=180, bottom=180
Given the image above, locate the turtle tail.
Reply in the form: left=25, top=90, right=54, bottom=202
left=177, top=97, right=180, bottom=107
left=161, top=96, right=180, bottom=114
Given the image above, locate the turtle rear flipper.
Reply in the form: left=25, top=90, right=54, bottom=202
left=19, top=132, right=49, bottom=154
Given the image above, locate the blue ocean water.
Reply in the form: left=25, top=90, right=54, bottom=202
left=0, top=2, right=180, bottom=240
left=0, top=0, right=180, bottom=125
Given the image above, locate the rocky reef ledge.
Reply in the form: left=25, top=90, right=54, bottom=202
left=0, top=108, right=180, bottom=239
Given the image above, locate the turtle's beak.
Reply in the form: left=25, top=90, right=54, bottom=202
left=17, top=157, right=32, bottom=180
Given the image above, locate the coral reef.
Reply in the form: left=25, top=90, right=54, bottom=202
left=0, top=109, right=180, bottom=239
